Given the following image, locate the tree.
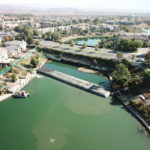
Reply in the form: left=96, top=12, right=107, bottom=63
left=145, top=51, right=150, bottom=60
left=33, top=30, right=40, bottom=36
left=83, top=29, right=89, bottom=34
left=142, top=71, right=150, bottom=88
left=144, top=59, right=150, bottom=68
left=143, top=41, right=149, bottom=47
left=128, top=76, right=142, bottom=94
left=69, top=41, right=74, bottom=47
left=26, top=36, right=34, bottom=45
left=10, top=67, right=19, bottom=74
left=72, top=19, right=78, bottom=24
left=51, top=32, right=61, bottom=42
left=98, top=39, right=105, bottom=48
left=14, top=25, right=25, bottom=33
left=43, top=31, right=52, bottom=40
left=0, top=24, right=3, bottom=30
left=93, top=17, right=102, bottom=25
left=82, top=43, right=87, bottom=49
left=35, top=40, right=40, bottom=45
left=144, top=51, right=150, bottom=67
left=116, top=39, right=143, bottom=52
left=24, top=29, right=33, bottom=37
left=121, top=59, right=131, bottom=67
left=94, top=45, right=99, bottom=50
left=14, top=26, right=35, bottom=45
left=30, top=56, right=39, bottom=68
left=130, top=40, right=143, bottom=50
left=12, top=74, right=17, bottom=82
left=112, top=64, right=131, bottom=90
left=42, top=33, right=47, bottom=40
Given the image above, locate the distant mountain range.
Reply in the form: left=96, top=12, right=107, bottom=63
left=0, top=5, right=149, bottom=15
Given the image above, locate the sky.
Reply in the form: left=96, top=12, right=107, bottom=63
left=0, top=0, right=150, bottom=11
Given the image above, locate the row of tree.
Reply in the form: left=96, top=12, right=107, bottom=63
left=116, top=39, right=143, bottom=52
left=15, top=25, right=35, bottom=45
left=144, top=51, right=150, bottom=67
left=97, top=38, right=144, bottom=52
left=112, top=54, right=150, bottom=94
left=42, top=32, right=61, bottom=42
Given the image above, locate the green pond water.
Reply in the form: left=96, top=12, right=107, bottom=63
left=43, top=62, right=110, bottom=89
left=70, top=37, right=103, bottom=46
left=143, top=28, right=150, bottom=36
left=70, top=29, right=150, bottom=47
left=0, top=62, right=150, bottom=150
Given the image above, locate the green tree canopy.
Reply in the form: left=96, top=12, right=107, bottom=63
left=30, top=56, right=39, bottom=68
left=51, top=32, right=61, bottom=42
left=116, top=39, right=143, bottom=52
left=121, top=59, right=131, bottom=67
left=98, top=39, right=105, bottom=48
left=112, top=63, right=131, bottom=89
left=12, top=74, right=17, bottom=82
left=93, top=17, right=102, bottom=25
left=14, top=25, right=25, bottom=33
left=144, top=51, right=150, bottom=67
left=15, top=26, right=34, bottom=44
left=142, top=71, right=150, bottom=88
left=24, top=29, right=33, bottom=37
left=69, top=41, right=74, bottom=47
left=82, top=43, right=87, bottom=49
left=145, top=51, right=150, bottom=60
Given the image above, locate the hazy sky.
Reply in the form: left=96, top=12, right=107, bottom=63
left=0, top=0, right=150, bottom=11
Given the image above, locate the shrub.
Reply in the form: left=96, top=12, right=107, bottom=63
left=12, top=74, right=17, bottom=82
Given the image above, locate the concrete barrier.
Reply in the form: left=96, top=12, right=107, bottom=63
left=37, top=68, right=110, bottom=98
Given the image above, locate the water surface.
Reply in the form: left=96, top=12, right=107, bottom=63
left=70, top=37, right=103, bottom=46
left=0, top=62, right=149, bottom=150
left=142, top=28, right=150, bottom=36
left=44, top=62, right=109, bottom=88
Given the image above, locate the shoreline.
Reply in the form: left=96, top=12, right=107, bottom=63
left=0, top=94, right=12, bottom=102
left=61, top=34, right=114, bottom=42
left=0, top=74, right=35, bottom=102
left=114, top=95, right=150, bottom=134
left=61, top=35, right=102, bottom=42
left=37, top=68, right=110, bottom=98
left=0, top=58, right=47, bottom=102
left=77, top=67, right=99, bottom=74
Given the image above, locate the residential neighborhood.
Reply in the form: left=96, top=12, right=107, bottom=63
left=0, top=1, right=150, bottom=150
left=5, top=40, right=27, bottom=57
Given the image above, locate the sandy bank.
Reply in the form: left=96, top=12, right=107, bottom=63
left=0, top=94, right=12, bottom=102
left=78, top=67, right=99, bottom=74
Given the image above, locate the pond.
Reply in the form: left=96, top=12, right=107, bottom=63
left=70, top=37, right=104, bottom=47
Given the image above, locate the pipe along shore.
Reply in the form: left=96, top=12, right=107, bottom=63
left=37, top=68, right=110, bottom=98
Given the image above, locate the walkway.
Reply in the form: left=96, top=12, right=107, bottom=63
left=0, top=49, right=36, bottom=91
left=0, top=49, right=36, bottom=75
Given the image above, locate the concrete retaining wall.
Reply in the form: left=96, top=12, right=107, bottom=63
left=114, top=95, right=150, bottom=134
left=37, top=68, right=110, bottom=98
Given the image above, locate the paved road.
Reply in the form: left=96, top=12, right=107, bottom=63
left=39, top=40, right=150, bottom=63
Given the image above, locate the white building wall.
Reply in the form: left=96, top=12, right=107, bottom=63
left=0, top=48, right=8, bottom=63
